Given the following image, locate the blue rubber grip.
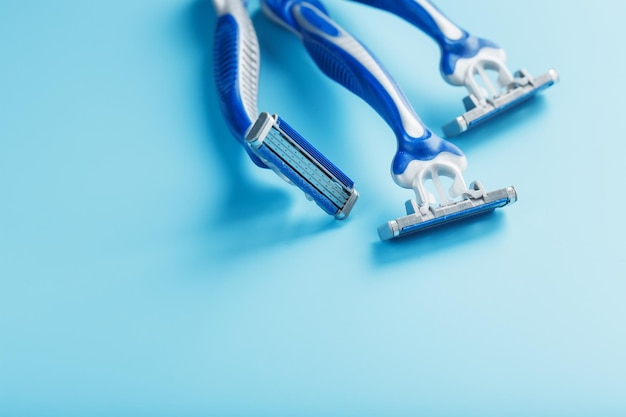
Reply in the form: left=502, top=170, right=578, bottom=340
left=349, top=0, right=499, bottom=77
left=262, top=0, right=463, bottom=175
left=213, top=3, right=266, bottom=167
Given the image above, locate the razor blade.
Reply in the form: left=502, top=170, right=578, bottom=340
left=378, top=182, right=516, bottom=241
left=443, top=68, right=560, bottom=137
left=246, top=112, right=359, bottom=219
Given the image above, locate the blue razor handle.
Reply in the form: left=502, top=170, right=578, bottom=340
left=261, top=0, right=464, bottom=179
left=262, top=0, right=517, bottom=238
left=213, top=0, right=266, bottom=167
left=212, top=0, right=359, bottom=218
left=348, top=0, right=501, bottom=85
left=348, top=0, right=558, bottom=138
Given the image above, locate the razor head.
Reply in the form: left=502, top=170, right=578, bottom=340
left=443, top=68, right=559, bottom=137
left=246, top=112, right=358, bottom=219
left=378, top=184, right=517, bottom=241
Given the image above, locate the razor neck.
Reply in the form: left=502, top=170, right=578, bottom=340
left=392, top=131, right=464, bottom=176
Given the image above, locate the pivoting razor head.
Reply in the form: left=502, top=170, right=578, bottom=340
left=246, top=112, right=359, bottom=219
left=378, top=182, right=517, bottom=241
left=443, top=68, right=559, bottom=137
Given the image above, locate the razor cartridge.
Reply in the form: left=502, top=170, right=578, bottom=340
left=349, top=0, right=559, bottom=137
left=246, top=112, right=358, bottom=219
left=263, top=0, right=517, bottom=240
left=212, top=0, right=358, bottom=218
left=442, top=68, right=560, bottom=137
left=378, top=182, right=517, bottom=241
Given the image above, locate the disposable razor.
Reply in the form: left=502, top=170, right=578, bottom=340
left=212, top=0, right=358, bottom=218
left=261, top=0, right=516, bottom=240
left=350, top=0, right=559, bottom=137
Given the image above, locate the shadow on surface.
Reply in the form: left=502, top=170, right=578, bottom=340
left=187, top=0, right=347, bottom=253
left=371, top=210, right=506, bottom=267
left=188, top=0, right=290, bottom=220
left=209, top=213, right=348, bottom=260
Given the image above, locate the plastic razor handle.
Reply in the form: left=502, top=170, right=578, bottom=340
left=261, top=0, right=465, bottom=180
left=212, top=0, right=265, bottom=167
left=213, top=0, right=359, bottom=218
left=348, top=0, right=501, bottom=85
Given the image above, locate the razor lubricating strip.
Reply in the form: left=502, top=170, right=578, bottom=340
left=212, top=0, right=358, bottom=218
left=262, top=0, right=516, bottom=240
left=349, top=0, right=559, bottom=137
left=246, top=112, right=358, bottom=218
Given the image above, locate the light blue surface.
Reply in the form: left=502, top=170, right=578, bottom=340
left=1, top=1, right=625, bottom=416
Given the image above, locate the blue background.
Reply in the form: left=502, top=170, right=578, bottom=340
left=1, top=1, right=625, bottom=416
